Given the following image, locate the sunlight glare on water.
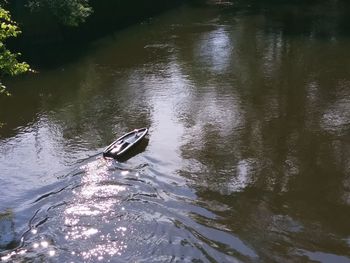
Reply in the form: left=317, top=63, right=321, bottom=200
left=63, top=158, right=129, bottom=260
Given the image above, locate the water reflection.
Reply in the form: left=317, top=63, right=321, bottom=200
left=63, top=159, right=129, bottom=260
left=1, top=2, right=350, bottom=262
left=0, top=210, right=15, bottom=250
left=196, top=27, right=233, bottom=72
left=321, top=96, right=350, bottom=135
left=227, top=158, right=256, bottom=193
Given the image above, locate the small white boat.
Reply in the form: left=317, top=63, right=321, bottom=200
left=103, top=128, right=148, bottom=158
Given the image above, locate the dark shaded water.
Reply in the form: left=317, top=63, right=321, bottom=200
left=1, top=2, right=350, bottom=262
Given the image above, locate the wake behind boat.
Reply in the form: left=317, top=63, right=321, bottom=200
left=103, top=128, right=148, bottom=158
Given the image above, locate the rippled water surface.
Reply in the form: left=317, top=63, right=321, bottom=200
left=1, top=2, right=350, bottom=262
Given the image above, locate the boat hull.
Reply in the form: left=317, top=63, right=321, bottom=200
left=103, top=128, right=148, bottom=159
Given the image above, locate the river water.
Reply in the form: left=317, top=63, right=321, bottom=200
left=1, top=2, right=350, bottom=262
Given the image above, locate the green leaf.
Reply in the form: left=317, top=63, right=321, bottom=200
left=0, top=6, right=31, bottom=95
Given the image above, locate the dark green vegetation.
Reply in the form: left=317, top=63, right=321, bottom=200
left=0, top=6, right=29, bottom=95
left=1, top=0, right=91, bottom=95
left=11, top=0, right=184, bottom=49
left=0, top=0, right=184, bottom=94
left=27, top=0, right=92, bottom=26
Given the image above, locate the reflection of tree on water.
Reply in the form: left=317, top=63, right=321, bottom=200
left=170, top=2, right=350, bottom=260
left=0, top=209, right=16, bottom=250
left=175, top=0, right=350, bottom=204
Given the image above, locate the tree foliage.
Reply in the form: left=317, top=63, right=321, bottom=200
left=27, top=0, right=93, bottom=26
left=0, top=6, right=30, bottom=96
